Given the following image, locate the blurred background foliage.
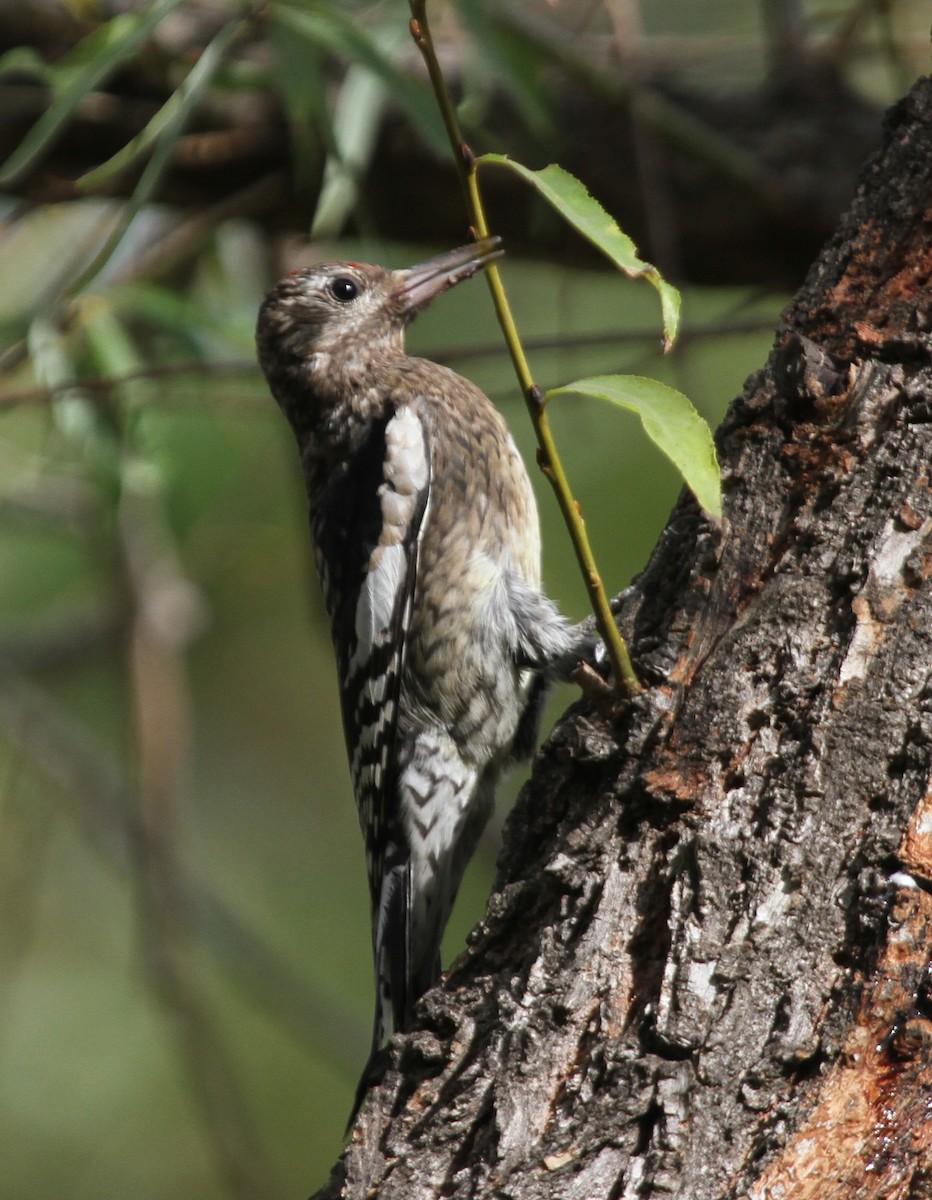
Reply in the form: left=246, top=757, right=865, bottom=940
left=0, top=0, right=927, bottom=1196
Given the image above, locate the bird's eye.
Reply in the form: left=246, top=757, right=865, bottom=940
left=329, top=276, right=358, bottom=303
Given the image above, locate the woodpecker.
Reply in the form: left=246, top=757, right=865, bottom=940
left=256, top=237, right=588, bottom=1098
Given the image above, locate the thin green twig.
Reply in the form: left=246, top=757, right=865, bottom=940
left=408, top=0, right=641, bottom=698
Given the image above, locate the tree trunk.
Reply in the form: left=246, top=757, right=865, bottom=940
left=313, top=77, right=932, bottom=1200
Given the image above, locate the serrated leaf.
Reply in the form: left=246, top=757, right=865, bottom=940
left=547, top=374, right=721, bottom=518
left=0, top=0, right=182, bottom=187
left=271, top=0, right=446, bottom=155
left=477, top=155, right=681, bottom=348
left=77, top=16, right=243, bottom=190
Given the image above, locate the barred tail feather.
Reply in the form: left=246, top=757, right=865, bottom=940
left=350, top=855, right=412, bottom=1126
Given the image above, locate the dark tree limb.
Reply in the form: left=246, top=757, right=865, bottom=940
left=312, top=76, right=932, bottom=1200
left=0, top=13, right=882, bottom=289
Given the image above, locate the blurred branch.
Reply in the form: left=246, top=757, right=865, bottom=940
left=0, top=598, right=123, bottom=671
left=0, top=663, right=363, bottom=1074
left=0, top=360, right=261, bottom=411
left=431, top=311, right=781, bottom=365
left=498, top=1, right=791, bottom=211
left=116, top=460, right=284, bottom=1200
left=0, top=0, right=893, bottom=288
left=0, top=746, right=53, bottom=1033
left=103, top=170, right=289, bottom=287
left=0, top=309, right=778, bottom=412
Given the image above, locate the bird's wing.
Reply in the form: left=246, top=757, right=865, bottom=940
left=312, top=403, right=431, bottom=1027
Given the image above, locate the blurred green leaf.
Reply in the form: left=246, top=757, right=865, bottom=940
left=268, top=12, right=331, bottom=189
left=76, top=17, right=244, bottom=191
left=0, top=202, right=124, bottom=322
left=112, top=284, right=212, bottom=364
left=271, top=0, right=447, bottom=155
left=478, top=155, right=681, bottom=348
left=310, top=56, right=388, bottom=239
left=80, top=298, right=141, bottom=379
left=27, top=315, right=98, bottom=445
left=0, top=46, right=51, bottom=84
left=547, top=374, right=722, bottom=518
left=75, top=19, right=245, bottom=292
left=0, top=0, right=183, bottom=187
left=0, top=313, right=30, bottom=359
left=110, top=281, right=200, bottom=339
left=457, top=0, right=553, bottom=136
left=79, top=296, right=151, bottom=411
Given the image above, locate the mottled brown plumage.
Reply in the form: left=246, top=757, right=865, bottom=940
left=256, top=239, right=588, bottom=1108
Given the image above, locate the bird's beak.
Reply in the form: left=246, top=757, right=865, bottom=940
left=395, top=236, right=504, bottom=316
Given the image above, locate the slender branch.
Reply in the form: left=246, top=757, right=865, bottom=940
left=0, top=360, right=261, bottom=411
left=0, top=312, right=777, bottom=413
left=409, top=0, right=641, bottom=697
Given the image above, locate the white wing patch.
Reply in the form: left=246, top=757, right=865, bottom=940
left=350, top=406, right=429, bottom=672
left=353, top=543, right=405, bottom=666
left=383, top=405, right=430, bottom=496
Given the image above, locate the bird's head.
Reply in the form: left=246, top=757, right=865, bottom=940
left=256, top=237, right=503, bottom=429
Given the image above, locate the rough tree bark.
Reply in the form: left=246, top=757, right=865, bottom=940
left=314, top=77, right=932, bottom=1200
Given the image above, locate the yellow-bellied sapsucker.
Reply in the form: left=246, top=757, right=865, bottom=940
left=256, top=237, right=588, bottom=1095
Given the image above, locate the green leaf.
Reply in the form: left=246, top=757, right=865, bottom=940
left=27, top=315, right=99, bottom=444
left=271, top=0, right=447, bottom=155
left=268, top=11, right=331, bottom=189
left=79, top=294, right=151, bottom=409
left=0, top=201, right=121, bottom=321
left=0, top=0, right=182, bottom=187
left=76, top=16, right=244, bottom=189
left=547, top=374, right=722, bottom=518
left=0, top=46, right=51, bottom=84
left=457, top=0, right=553, bottom=136
left=112, top=281, right=202, bottom=347
left=477, top=155, right=681, bottom=348
left=310, top=54, right=389, bottom=238
left=73, top=18, right=243, bottom=291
